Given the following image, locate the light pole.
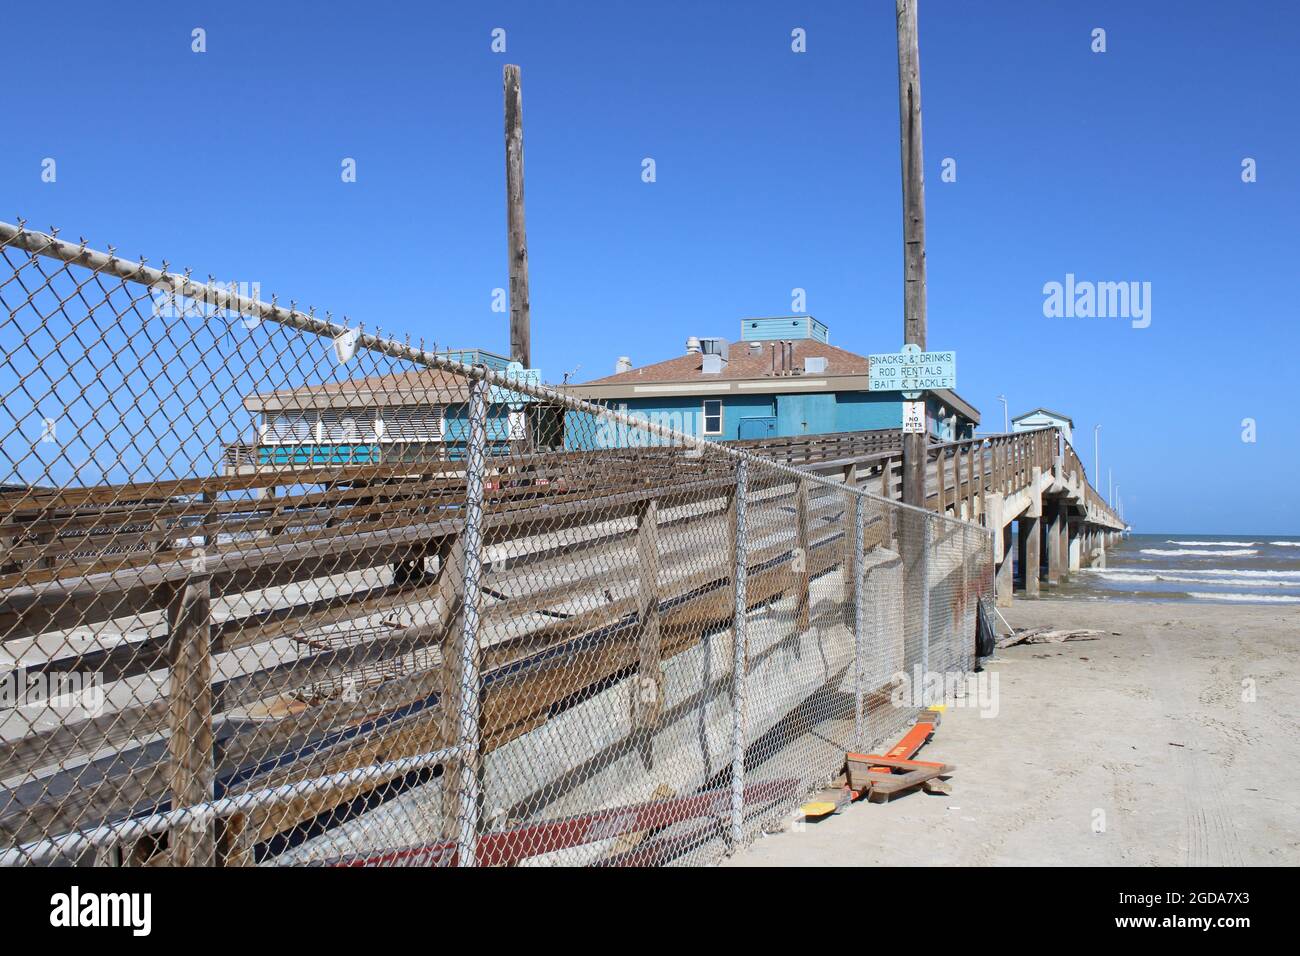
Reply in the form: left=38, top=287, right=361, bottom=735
left=997, top=394, right=1009, bottom=433
left=1093, top=424, right=1101, bottom=485
left=1109, top=467, right=1113, bottom=507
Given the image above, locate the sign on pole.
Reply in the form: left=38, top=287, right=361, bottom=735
left=868, top=345, right=956, bottom=396
left=902, top=401, right=926, bottom=434
left=490, top=361, right=542, bottom=407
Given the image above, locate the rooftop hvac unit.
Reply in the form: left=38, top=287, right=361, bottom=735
left=698, top=337, right=729, bottom=360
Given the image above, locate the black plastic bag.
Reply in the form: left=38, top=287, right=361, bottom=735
left=975, top=597, right=997, bottom=658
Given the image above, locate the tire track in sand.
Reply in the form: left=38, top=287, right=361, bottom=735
left=1142, top=624, right=1244, bottom=867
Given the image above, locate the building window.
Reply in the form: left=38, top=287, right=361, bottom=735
left=320, top=409, right=372, bottom=443
left=702, top=399, right=723, bottom=435
left=263, top=411, right=315, bottom=444
left=383, top=405, right=444, bottom=442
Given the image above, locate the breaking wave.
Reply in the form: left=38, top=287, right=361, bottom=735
left=1186, top=592, right=1300, bottom=604
left=1094, top=566, right=1300, bottom=579
left=1093, top=571, right=1299, bottom=588
left=1166, top=540, right=1256, bottom=546
left=1140, top=548, right=1258, bottom=557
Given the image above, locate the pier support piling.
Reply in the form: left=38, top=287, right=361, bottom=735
left=1022, top=516, right=1040, bottom=596
left=1021, top=467, right=1043, bottom=597
left=996, top=523, right=1014, bottom=607
left=1058, top=511, right=1070, bottom=581
left=1046, top=504, right=1063, bottom=586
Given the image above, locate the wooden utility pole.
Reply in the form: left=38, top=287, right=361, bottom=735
left=504, top=64, right=531, bottom=368
left=896, top=0, right=928, bottom=508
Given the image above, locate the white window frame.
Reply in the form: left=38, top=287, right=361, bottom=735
left=261, top=410, right=317, bottom=445
left=380, top=404, right=445, bottom=442
left=702, top=399, right=724, bottom=436
left=319, top=408, right=373, bottom=443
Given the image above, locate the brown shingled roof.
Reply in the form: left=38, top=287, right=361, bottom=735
left=245, top=368, right=472, bottom=411
left=582, top=339, right=870, bottom=385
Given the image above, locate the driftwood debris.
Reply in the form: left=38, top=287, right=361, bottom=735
left=996, top=626, right=1116, bottom=649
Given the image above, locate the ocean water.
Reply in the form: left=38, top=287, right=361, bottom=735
left=1059, top=534, right=1300, bottom=605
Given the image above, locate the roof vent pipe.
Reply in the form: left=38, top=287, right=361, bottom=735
left=685, top=336, right=702, bottom=354
left=615, top=356, right=633, bottom=373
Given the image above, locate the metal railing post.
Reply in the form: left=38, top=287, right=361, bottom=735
left=457, top=375, right=489, bottom=866
left=920, top=513, right=931, bottom=683
left=729, top=460, right=749, bottom=851
left=852, top=493, right=866, bottom=750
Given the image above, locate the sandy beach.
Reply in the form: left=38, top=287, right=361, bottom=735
left=727, top=597, right=1300, bottom=867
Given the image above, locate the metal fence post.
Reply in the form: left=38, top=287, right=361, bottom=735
left=852, top=493, right=866, bottom=750
left=920, top=513, right=931, bottom=685
left=456, top=374, right=489, bottom=866
left=729, top=460, right=749, bottom=851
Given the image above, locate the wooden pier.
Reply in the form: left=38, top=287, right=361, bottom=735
left=0, top=425, right=1114, bottom=864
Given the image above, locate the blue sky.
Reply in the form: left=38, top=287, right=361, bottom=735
left=3, top=1, right=1297, bottom=533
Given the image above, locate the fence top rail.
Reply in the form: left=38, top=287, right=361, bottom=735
left=0, top=219, right=984, bottom=533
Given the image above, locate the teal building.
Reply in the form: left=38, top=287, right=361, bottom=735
left=232, top=348, right=555, bottom=470
left=562, top=317, right=979, bottom=448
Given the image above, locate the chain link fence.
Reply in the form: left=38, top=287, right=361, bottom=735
left=0, top=221, right=992, bottom=867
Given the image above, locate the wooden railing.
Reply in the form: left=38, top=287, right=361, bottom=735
left=0, top=442, right=909, bottom=861
left=919, top=427, right=1121, bottom=527
left=849, top=427, right=1057, bottom=523
left=4, top=426, right=1122, bottom=590
left=1063, top=437, right=1122, bottom=526
left=0, top=422, right=1119, bottom=863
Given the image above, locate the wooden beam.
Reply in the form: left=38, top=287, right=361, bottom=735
left=437, top=536, right=467, bottom=840
left=935, top=449, right=946, bottom=515
left=841, top=463, right=858, bottom=602
left=504, top=64, right=531, bottom=369
left=165, top=577, right=215, bottom=866
left=896, top=0, right=928, bottom=510
left=633, top=498, right=662, bottom=729
left=795, top=478, right=811, bottom=630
